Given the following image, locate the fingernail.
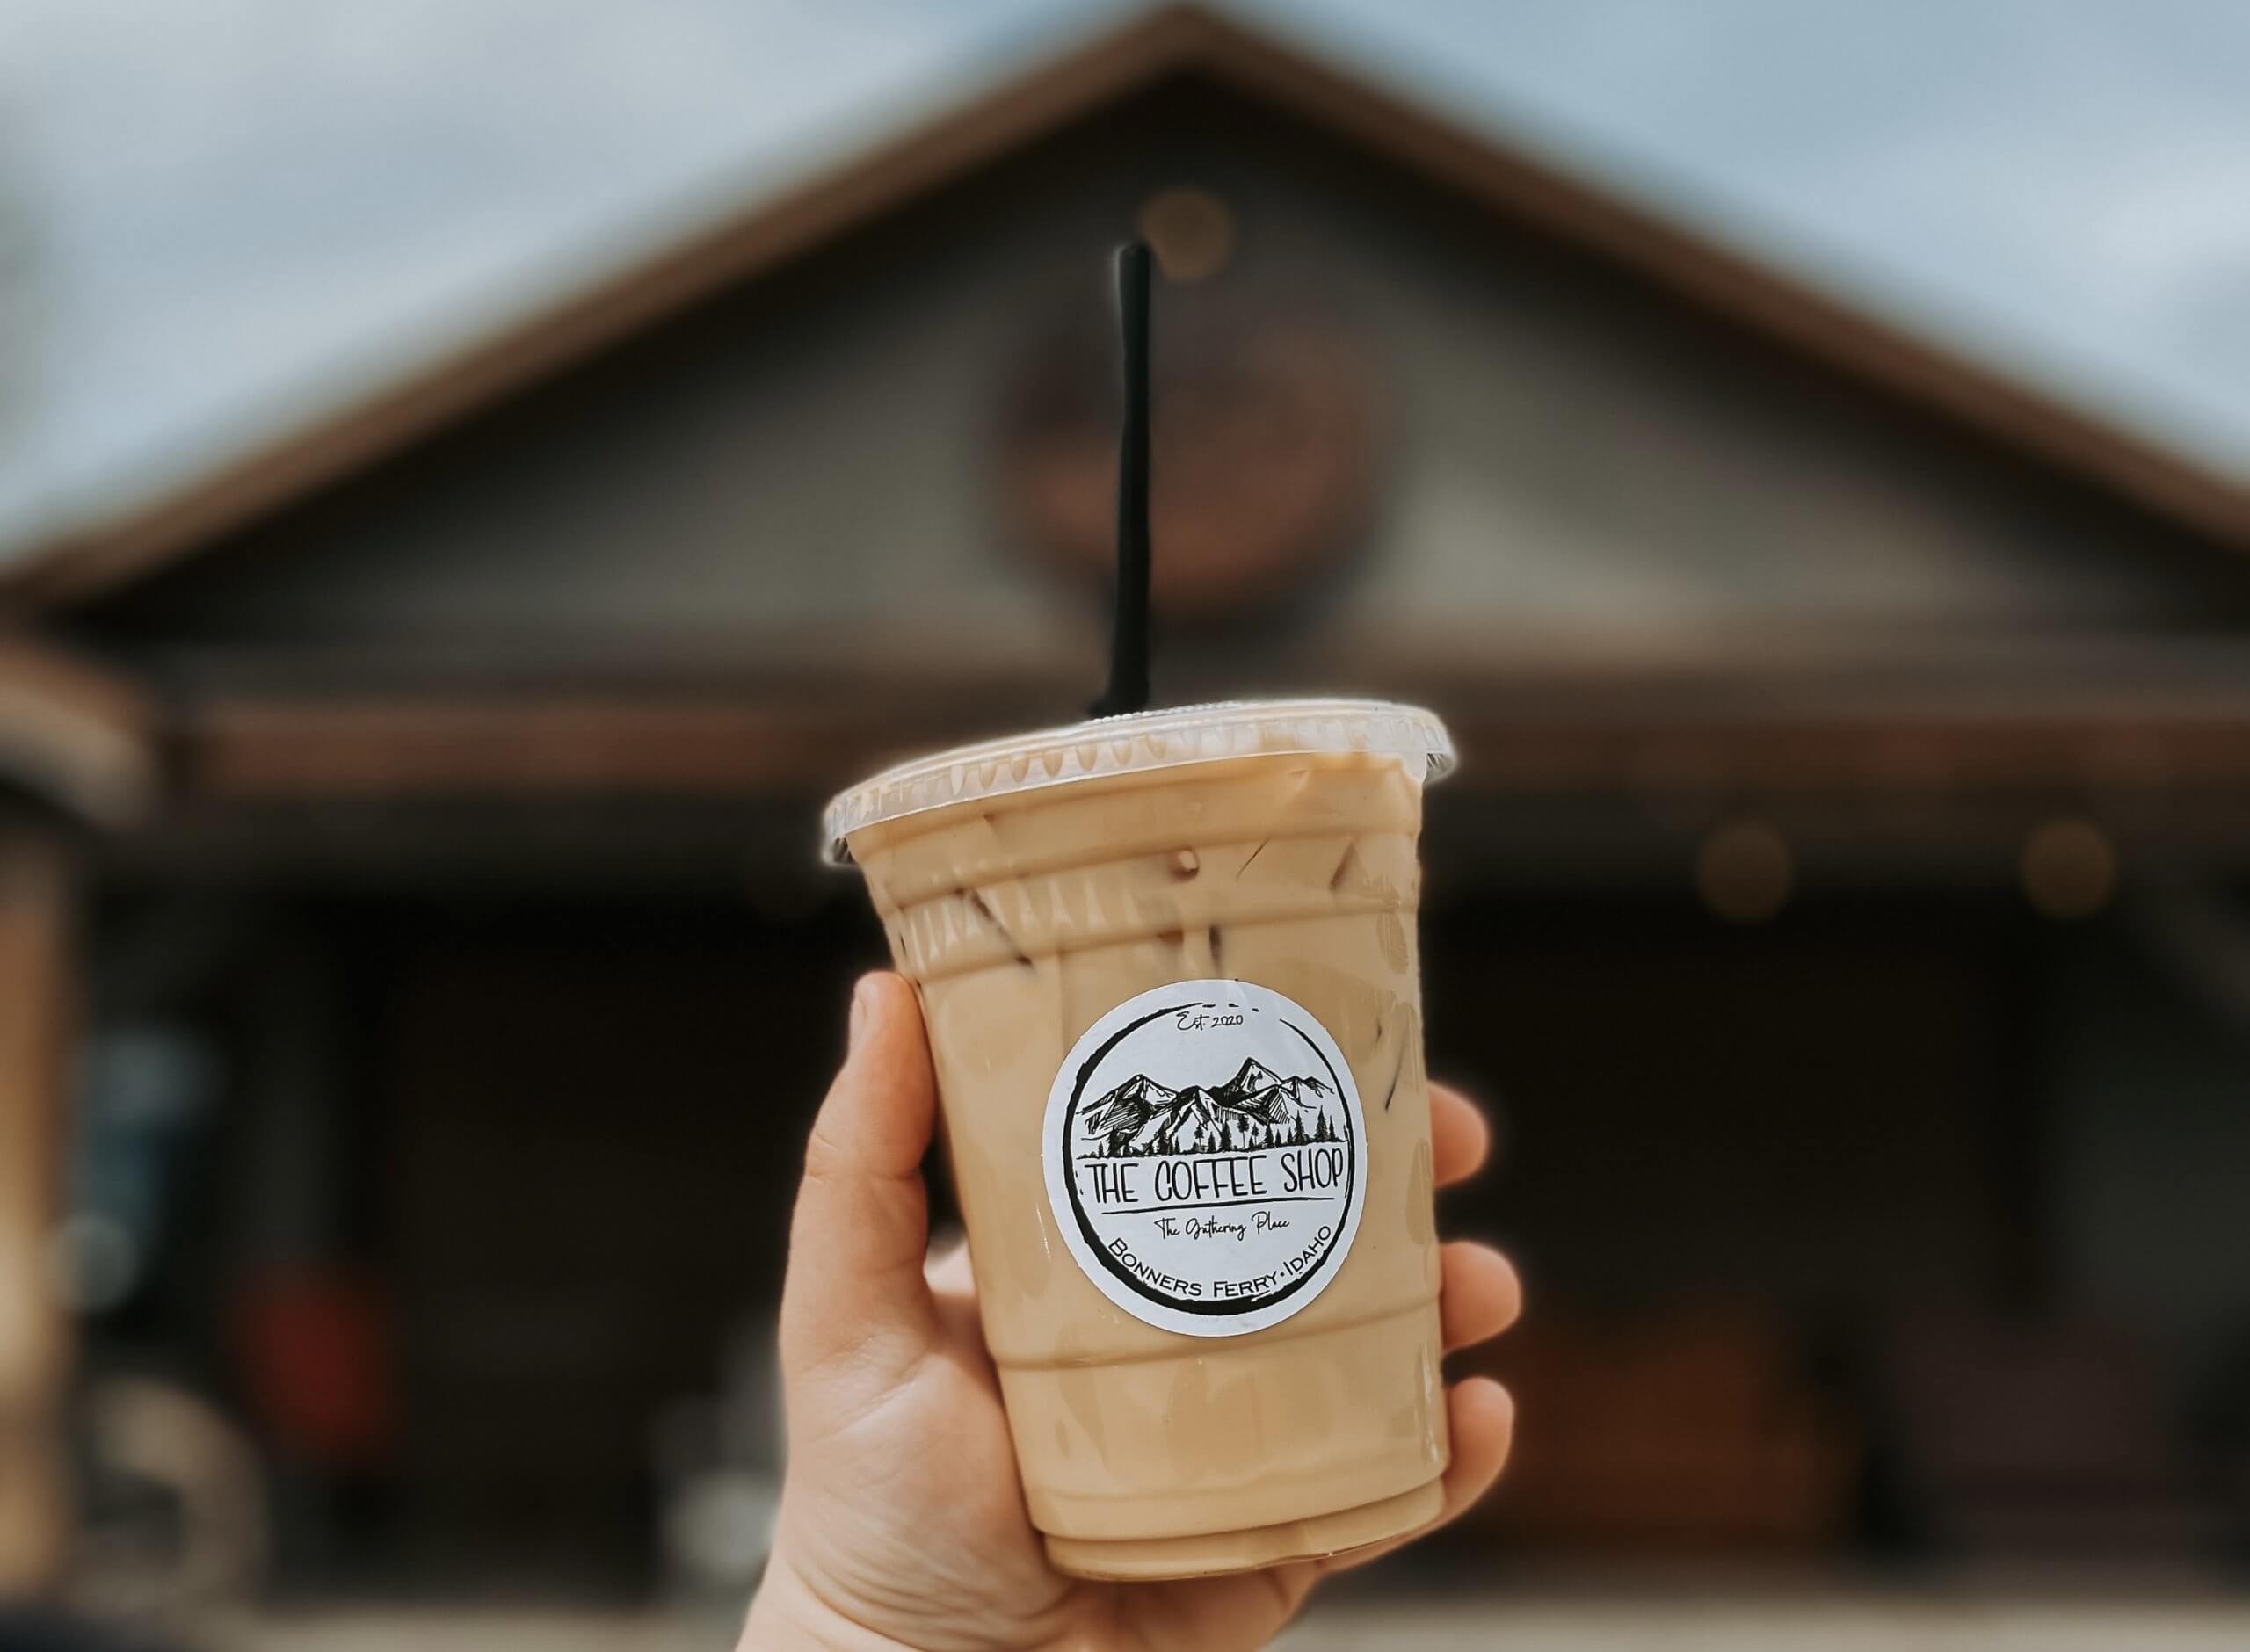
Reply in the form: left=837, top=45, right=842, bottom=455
left=848, top=976, right=875, bottom=1053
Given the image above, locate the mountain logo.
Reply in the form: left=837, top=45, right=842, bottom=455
left=1041, top=979, right=1369, bottom=1338
left=1077, top=1059, right=1348, bottom=1157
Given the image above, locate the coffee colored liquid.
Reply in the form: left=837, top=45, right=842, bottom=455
left=847, top=752, right=1447, bottom=1579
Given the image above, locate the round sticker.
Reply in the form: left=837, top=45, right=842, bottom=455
left=1042, top=980, right=1368, bottom=1337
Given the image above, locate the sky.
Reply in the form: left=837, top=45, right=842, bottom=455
left=1, top=0, right=2244, bottom=562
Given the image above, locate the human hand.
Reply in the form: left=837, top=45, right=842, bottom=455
left=742, top=973, right=1521, bottom=1650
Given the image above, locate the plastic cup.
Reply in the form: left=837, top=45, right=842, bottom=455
left=824, top=699, right=1456, bottom=1579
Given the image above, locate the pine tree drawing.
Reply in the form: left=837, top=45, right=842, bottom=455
left=1078, top=1063, right=1346, bottom=1157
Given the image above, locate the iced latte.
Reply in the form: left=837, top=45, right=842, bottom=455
left=824, top=700, right=1455, bottom=1579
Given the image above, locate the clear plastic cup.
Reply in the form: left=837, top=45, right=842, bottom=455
left=824, top=699, right=1456, bottom=1579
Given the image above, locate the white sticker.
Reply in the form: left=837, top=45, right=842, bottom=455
left=1042, top=980, right=1368, bottom=1337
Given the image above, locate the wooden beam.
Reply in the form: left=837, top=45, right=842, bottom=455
left=1439, top=712, right=2250, bottom=795
left=0, top=833, right=76, bottom=1591
left=187, top=699, right=893, bottom=800
left=173, top=691, right=2250, bottom=806
left=0, top=641, right=158, bottom=828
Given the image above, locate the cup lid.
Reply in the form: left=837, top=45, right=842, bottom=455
left=823, top=697, right=1455, bottom=863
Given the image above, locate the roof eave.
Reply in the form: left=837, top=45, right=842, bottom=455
left=2, top=1, right=2239, bottom=617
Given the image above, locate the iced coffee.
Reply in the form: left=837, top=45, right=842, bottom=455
left=824, top=699, right=1455, bottom=1579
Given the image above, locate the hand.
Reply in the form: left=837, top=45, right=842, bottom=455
left=743, top=973, right=1521, bottom=1651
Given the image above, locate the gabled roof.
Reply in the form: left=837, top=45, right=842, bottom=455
left=5, top=2, right=2243, bottom=616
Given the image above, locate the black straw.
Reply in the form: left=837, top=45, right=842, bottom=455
left=1091, top=240, right=1153, bottom=718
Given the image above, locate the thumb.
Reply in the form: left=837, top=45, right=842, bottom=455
left=779, top=972, right=940, bottom=1388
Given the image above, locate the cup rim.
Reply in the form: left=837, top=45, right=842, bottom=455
left=821, top=697, right=1456, bottom=865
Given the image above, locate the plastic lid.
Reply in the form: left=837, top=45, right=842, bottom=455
left=824, top=698, right=1455, bottom=863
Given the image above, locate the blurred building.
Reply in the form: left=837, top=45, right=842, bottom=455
left=2, top=3, right=2247, bottom=1602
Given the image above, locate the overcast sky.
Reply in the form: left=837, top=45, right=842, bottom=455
left=2, top=0, right=2244, bottom=562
